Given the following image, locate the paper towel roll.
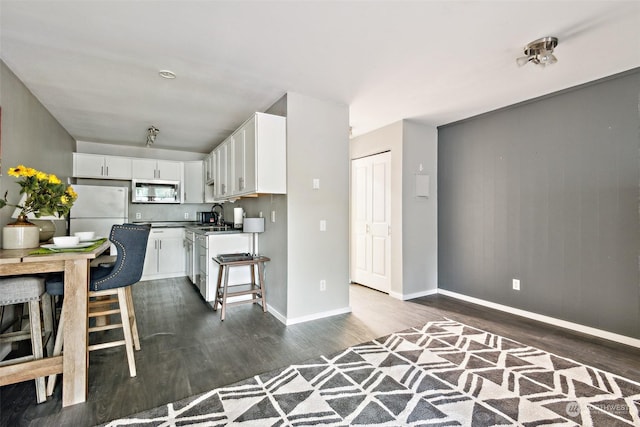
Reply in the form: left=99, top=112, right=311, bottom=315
left=234, top=208, right=244, bottom=228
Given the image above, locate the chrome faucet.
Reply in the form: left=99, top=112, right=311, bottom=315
left=211, top=204, right=224, bottom=226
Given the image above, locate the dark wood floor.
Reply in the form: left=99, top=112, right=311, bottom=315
left=2, top=278, right=639, bottom=426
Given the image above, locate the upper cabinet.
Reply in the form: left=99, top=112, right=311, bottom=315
left=73, top=153, right=132, bottom=180
left=214, top=139, right=230, bottom=200
left=183, top=161, right=204, bottom=204
left=132, top=159, right=182, bottom=181
left=211, top=112, right=286, bottom=201
left=204, top=152, right=215, bottom=185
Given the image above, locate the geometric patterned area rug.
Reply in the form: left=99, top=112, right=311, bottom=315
left=104, top=320, right=640, bottom=426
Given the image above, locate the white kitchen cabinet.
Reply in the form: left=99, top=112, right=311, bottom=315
left=214, top=140, right=230, bottom=200
left=142, top=228, right=185, bottom=280
left=185, top=230, right=195, bottom=284
left=230, top=117, right=253, bottom=196
left=196, top=233, right=252, bottom=303
left=242, top=112, right=285, bottom=195
left=183, top=161, right=204, bottom=203
left=73, top=153, right=132, bottom=180
left=211, top=112, right=285, bottom=201
left=204, top=152, right=215, bottom=185
left=132, top=159, right=182, bottom=181
left=203, top=152, right=216, bottom=203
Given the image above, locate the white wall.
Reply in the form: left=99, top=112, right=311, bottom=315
left=401, top=120, right=437, bottom=297
left=349, top=119, right=438, bottom=299
left=286, top=92, right=350, bottom=321
left=350, top=121, right=404, bottom=296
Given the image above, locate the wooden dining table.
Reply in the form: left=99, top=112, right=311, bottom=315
left=0, top=240, right=110, bottom=407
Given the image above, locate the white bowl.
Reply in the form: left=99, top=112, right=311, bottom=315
left=53, top=236, right=80, bottom=247
left=74, top=231, right=95, bottom=241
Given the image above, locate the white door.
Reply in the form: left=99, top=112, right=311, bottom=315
left=351, top=152, right=391, bottom=293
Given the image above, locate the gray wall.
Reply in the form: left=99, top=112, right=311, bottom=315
left=438, top=69, right=640, bottom=339
left=0, top=60, right=76, bottom=358
left=0, top=60, right=76, bottom=242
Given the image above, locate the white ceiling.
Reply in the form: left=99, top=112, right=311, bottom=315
left=1, top=1, right=639, bottom=154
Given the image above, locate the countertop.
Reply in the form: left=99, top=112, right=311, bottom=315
left=133, top=220, right=198, bottom=228
left=132, top=221, right=242, bottom=235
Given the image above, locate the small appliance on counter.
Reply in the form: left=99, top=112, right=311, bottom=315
left=197, top=211, right=216, bottom=224
left=234, top=207, right=244, bottom=229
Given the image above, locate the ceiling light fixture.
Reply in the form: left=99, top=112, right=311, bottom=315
left=146, top=126, right=160, bottom=147
left=516, top=37, right=559, bottom=68
left=158, top=70, right=176, bottom=79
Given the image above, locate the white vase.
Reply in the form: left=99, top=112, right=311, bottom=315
left=3, top=215, right=41, bottom=249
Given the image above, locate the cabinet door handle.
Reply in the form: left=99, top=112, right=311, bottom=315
left=366, top=224, right=370, bottom=234
left=106, top=166, right=109, bottom=176
left=239, top=177, right=244, bottom=190
left=159, top=240, right=162, bottom=250
left=101, top=165, right=104, bottom=176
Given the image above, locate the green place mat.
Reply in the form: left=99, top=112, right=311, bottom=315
left=29, top=238, right=108, bottom=255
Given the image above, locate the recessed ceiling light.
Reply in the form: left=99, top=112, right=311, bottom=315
left=158, top=70, right=176, bottom=79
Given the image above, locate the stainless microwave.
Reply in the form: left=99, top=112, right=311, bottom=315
left=132, top=180, right=180, bottom=203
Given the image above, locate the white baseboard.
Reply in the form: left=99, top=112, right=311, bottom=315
left=141, top=271, right=186, bottom=281
left=266, top=304, right=287, bottom=325
left=284, top=306, right=352, bottom=326
left=266, top=304, right=353, bottom=326
left=438, top=289, right=640, bottom=349
left=390, top=288, right=438, bottom=301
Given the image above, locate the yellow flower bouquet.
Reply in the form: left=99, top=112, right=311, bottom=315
left=0, top=165, right=78, bottom=219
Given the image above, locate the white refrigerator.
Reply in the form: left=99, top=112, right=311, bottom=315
left=70, top=185, right=129, bottom=240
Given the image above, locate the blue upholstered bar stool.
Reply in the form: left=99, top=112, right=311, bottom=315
left=45, top=223, right=150, bottom=396
left=0, top=276, right=54, bottom=403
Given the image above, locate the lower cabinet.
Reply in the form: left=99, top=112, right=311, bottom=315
left=142, top=228, right=186, bottom=280
left=195, top=233, right=252, bottom=304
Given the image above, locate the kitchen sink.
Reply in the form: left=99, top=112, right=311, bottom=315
left=195, top=225, right=232, bottom=232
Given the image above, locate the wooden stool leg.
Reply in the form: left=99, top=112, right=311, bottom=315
left=250, top=264, right=258, bottom=304
left=124, top=286, right=141, bottom=351
left=28, top=299, right=46, bottom=403
left=258, top=261, right=267, bottom=313
left=41, top=294, right=54, bottom=357
left=213, top=264, right=224, bottom=312
left=46, top=309, right=65, bottom=396
left=221, top=266, right=230, bottom=321
left=117, top=288, right=137, bottom=377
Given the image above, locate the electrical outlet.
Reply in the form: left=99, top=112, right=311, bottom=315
left=313, top=178, right=320, bottom=189
left=320, top=280, right=326, bottom=291
left=135, top=212, right=141, bottom=220
left=271, top=210, right=276, bottom=223
left=512, top=278, right=521, bottom=291
left=320, top=220, right=327, bottom=231
left=184, top=212, right=189, bottom=219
